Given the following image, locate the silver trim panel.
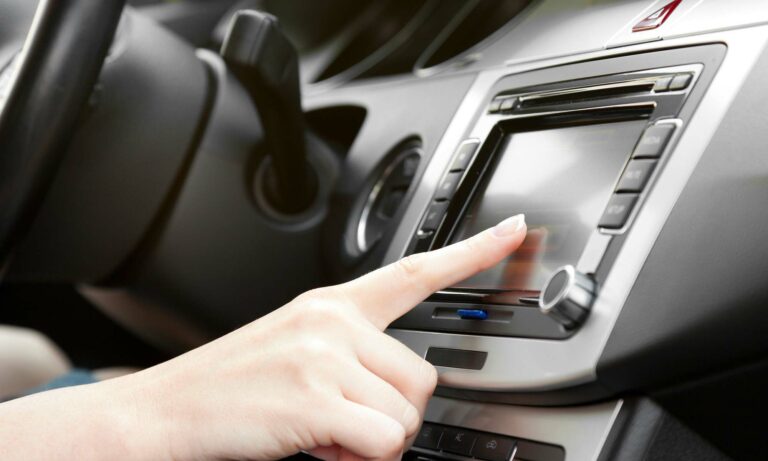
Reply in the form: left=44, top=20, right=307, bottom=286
left=386, top=27, right=768, bottom=392
left=423, top=397, right=622, bottom=461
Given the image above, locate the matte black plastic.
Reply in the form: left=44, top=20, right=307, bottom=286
left=107, top=51, right=340, bottom=332
left=597, top=398, right=729, bottom=461
left=0, top=0, right=124, bottom=265
left=8, top=10, right=210, bottom=283
left=654, top=358, right=768, bottom=460
left=221, top=10, right=313, bottom=213
left=425, top=347, right=487, bottom=370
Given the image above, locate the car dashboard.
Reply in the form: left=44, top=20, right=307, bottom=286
left=5, top=1, right=768, bottom=460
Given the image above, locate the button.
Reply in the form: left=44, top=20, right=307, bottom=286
left=450, top=141, right=479, bottom=172
left=632, top=124, right=675, bottom=158
left=669, top=73, right=692, bottom=91
left=434, top=172, right=462, bottom=200
left=616, top=159, right=657, bottom=193
left=598, top=194, right=638, bottom=229
left=653, top=75, right=673, bottom=92
left=414, top=423, right=443, bottom=450
left=438, top=429, right=477, bottom=456
left=457, top=309, right=488, bottom=320
left=488, top=98, right=503, bottom=113
left=499, top=97, right=517, bottom=112
left=412, top=230, right=434, bottom=254
left=472, top=434, right=517, bottom=461
left=421, top=201, right=449, bottom=231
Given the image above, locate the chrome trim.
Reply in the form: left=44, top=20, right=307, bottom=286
left=491, top=101, right=656, bottom=120
left=515, top=77, right=658, bottom=105
left=386, top=27, right=768, bottom=391
left=0, top=0, right=47, bottom=118
left=357, top=147, right=421, bottom=252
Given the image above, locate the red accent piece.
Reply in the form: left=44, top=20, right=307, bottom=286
left=632, top=0, right=682, bottom=32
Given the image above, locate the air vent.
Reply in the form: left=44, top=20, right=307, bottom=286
left=351, top=138, right=422, bottom=254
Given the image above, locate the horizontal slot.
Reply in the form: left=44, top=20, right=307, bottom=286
left=517, top=79, right=656, bottom=109
left=425, top=347, right=487, bottom=370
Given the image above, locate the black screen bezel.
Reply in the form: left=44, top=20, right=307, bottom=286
left=432, top=106, right=654, bottom=295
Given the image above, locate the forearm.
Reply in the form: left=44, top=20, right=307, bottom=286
left=0, top=378, right=168, bottom=460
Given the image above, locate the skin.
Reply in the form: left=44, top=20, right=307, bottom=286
left=0, top=215, right=526, bottom=461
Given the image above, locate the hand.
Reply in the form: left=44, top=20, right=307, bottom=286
left=0, top=215, right=526, bottom=461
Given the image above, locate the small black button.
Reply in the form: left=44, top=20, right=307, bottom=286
left=632, top=125, right=675, bottom=158
left=669, top=73, right=692, bottom=91
left=411, top=230, right=434, bottom=254
left=616, top=159, right=657, bottom=193
left=653, top=75, right=673, bottom=92
left=413, top=423, right=443, bottom=450
left=421, top=201, right=449, bottom=231
left=598, top=194, right=638, bottom=229
left=438, top=429, right=477, bottom=456
left=434, top=172, right=462, bottom=200
left=472, top=434, right=517, bottom=461
left=450, top=141, right=479, bottom=172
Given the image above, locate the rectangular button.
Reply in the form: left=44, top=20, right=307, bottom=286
left=632, top=125, right=674, bottom=158
left=598, top=194, right=638, bottom=229
left=421, top=201, right=449, bottom=231
left=450, top=141, right=479, bottom=172
left=669, top=73, right=692, bottom=91
left=414, top=423, right=443, bottom=450
left=426, top=347, right=487, bottom=370
left=434, top=172, right=462, bottom=200
left=472, top=434, right=517, bottom=461
left=653, top=75, right=673, bottom=92
left=438, top=429, right=477, bottom=456
left=616, top=159, right=656, bottom=192
left=411, top=230, right=434, bottom=254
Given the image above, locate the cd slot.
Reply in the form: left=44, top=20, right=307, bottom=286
left=517, top=79, right=657, bottom=109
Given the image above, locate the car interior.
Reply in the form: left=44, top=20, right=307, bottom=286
left=2, top=0, right=768, bottom=459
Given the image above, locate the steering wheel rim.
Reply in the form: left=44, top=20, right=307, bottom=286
left=0, top=0, right=125, bottom=268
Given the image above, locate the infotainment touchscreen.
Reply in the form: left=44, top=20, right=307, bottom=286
left=450, top=120, right=647, bottom=292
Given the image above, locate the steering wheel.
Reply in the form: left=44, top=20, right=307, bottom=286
left=0, top=0, right=125, bottom=266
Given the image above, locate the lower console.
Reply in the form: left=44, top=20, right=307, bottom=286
left=410, top=397, right=729, bottom=461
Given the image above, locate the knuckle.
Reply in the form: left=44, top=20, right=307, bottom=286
left=293, top=290, right=343, bottom=323
left=417, top=360, right=439, bottom=395
left=401, top=403, right=420, bottom=437
left=392, top=253, right=433, bottom=293
left=377, top=421, right=406, bottom=457
left=394, top=253, right=424, bottom=278
left=296, top=337, right=335, bottom=361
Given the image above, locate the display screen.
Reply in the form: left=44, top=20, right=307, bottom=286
left=450, top=120, right=647, bottom=292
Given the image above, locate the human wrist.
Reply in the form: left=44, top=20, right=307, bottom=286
left=96, top=370, right=184, bottom=460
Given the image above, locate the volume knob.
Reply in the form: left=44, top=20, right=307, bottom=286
left=539, top=265, right=596, bottom=329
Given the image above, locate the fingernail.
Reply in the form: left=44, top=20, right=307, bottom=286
left=493, top=214, right=525, bottom=237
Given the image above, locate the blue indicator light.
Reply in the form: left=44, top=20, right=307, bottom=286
left=457, top=309, right=488, bottom=320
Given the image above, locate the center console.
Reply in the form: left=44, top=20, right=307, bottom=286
left=383, top=41, right=740, bottom=460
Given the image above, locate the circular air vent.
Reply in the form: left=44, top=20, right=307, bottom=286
left=352, top=139, right=422, bottom=254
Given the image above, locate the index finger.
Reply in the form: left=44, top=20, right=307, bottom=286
left=341, top=214, right=527, bottom=329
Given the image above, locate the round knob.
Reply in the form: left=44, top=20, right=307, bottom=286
left=539, top=265, right=596, bottom=329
